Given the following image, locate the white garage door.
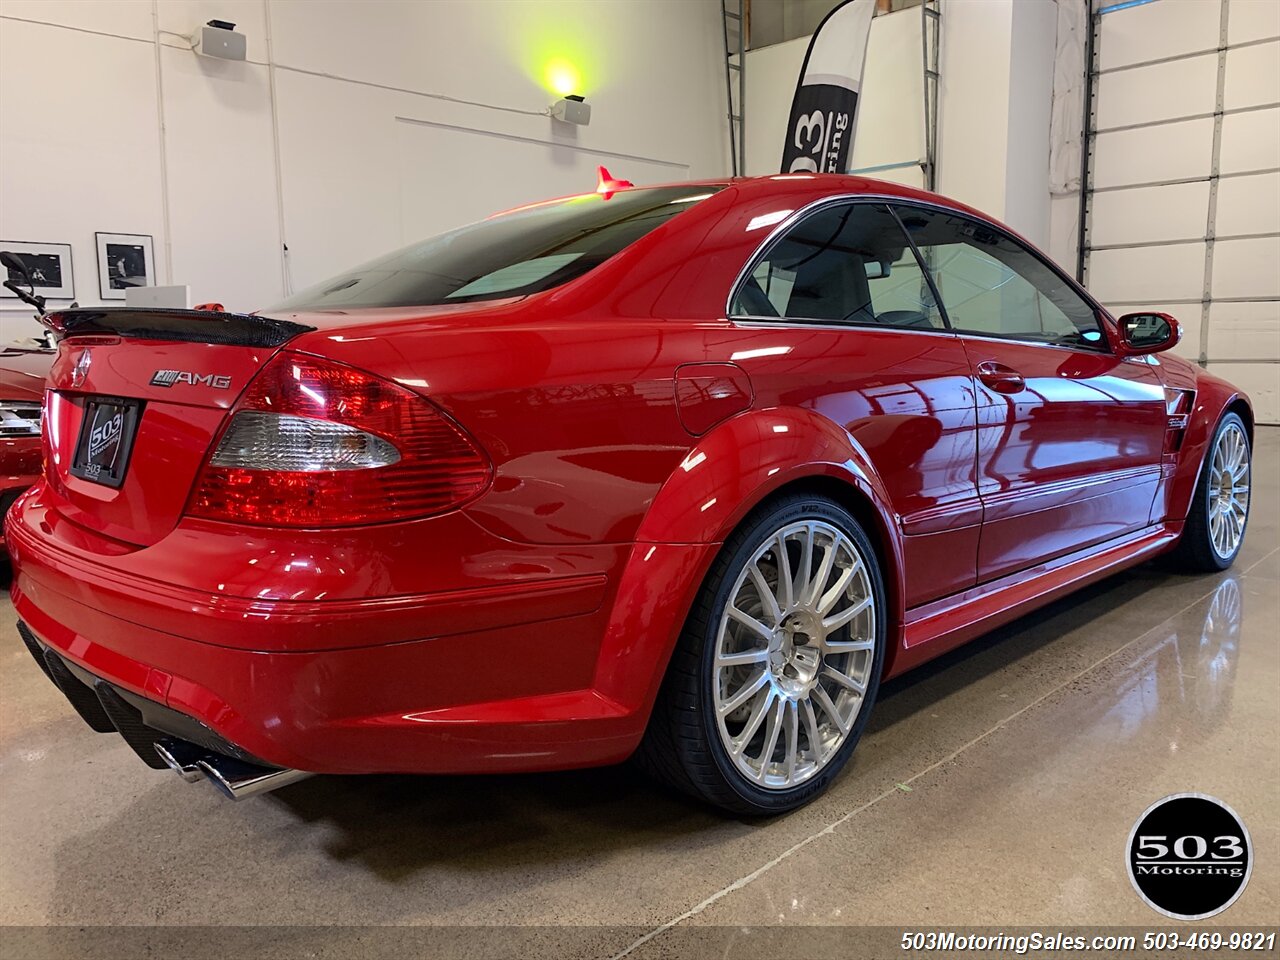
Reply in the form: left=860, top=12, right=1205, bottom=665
left=1082, top=0, right=1280, bottom=423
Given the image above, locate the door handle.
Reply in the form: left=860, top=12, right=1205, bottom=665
left=976, top=360, right=1026, bottom=395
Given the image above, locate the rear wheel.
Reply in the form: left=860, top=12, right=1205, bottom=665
left=638, top=495, right=885, bottom=815
left=1169, top=412, right=1251, bottom=572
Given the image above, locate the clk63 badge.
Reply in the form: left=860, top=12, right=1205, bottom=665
left=150, top=370, right=233, bottom=389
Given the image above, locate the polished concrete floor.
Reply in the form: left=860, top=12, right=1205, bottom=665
left=1, top=430, right=1277, bottom=958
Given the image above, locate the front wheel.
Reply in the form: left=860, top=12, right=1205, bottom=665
left=637, top=495, right=886, bottom=815
left=1169, top=412, right=1252, bottom=572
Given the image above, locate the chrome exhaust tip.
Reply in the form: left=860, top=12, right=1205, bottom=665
left=154, top=739, right=207, bottom=783
left=154, top=739, right=311, bottom=800
left=197, top=757, right=312, bottom=801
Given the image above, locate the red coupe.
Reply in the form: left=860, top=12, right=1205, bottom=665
left=7, top=175, right=1253, bottom=814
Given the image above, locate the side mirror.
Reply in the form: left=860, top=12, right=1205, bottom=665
left=1118, top=312, right=1180, bottom=355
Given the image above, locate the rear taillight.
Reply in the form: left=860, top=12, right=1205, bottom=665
left=187, top=352, right=490, bottom=526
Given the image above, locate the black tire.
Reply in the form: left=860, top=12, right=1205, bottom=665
left=636, top=494, right=886, bottom=815
left=1168, top=412, right=1251, bottom=573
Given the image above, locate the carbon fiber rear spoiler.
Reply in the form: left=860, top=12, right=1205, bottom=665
left=45, top=307, right=314, bottom=348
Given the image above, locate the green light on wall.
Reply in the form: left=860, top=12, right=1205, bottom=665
left=542, top=57, right=585, bottom=98
left=509, top=7, right=599, bottom=102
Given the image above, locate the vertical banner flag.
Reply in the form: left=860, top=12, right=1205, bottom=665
left=780, top=0, right=876, bottom=174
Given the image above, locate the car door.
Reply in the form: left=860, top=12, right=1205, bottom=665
left=729, top=200, right=983, bottom=607
left=891, top=203, right=1167, bottom=582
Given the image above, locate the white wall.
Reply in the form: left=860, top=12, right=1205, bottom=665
left=935, top=0, right=1059, bottom=248
left=935, top=0, right=1014, bottom=217
left=741, top=34, right=807, bottom=177
left=0, top=0, right=729, bottom=340
left=1003, top=0, right=1057, bottom=248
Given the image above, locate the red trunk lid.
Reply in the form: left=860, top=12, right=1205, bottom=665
left=36, top=303, right=515, bottom=548
left=40, top=309, right=303, bottom=547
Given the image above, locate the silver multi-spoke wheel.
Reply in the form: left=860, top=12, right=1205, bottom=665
left=1207, top=420, right=1250, bottom=560
left=639, top=496, right=884, bottom=813
left=712, top=520, right=875, bottom=790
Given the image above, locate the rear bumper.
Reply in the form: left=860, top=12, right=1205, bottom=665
left=17, top=620, right=274, bottom=766
left=7, top=490, right=659, bottom=776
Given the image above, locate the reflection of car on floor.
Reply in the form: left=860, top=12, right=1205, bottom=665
left=1, top=344, right=51, bottom=555
left=1093, top=577, right=1241, bottom=749
left=7, top=174, right=1255, bottom=813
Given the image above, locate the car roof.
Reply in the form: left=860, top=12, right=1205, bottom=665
left=692, top=174, right=987, bottom=218
left=538, top=173, right=1000, bottom=234
left=491, top=173, right=963, bottom=217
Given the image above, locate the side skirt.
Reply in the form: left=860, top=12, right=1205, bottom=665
left=888, top=522, right=1182, bottom=678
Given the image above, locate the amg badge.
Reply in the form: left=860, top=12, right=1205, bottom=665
left=151, top=370, right=233, bottom=389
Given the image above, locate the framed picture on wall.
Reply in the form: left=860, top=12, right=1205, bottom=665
left=0, top=241, right=75, bottom=300
left=95, top=232, right=155, bottom=300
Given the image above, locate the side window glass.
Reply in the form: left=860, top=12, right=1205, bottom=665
left=732, top=203, right=946, bottom=329
left=893, top=206, right=1105, bottom=348
left=745, top=259, right=796, bottom=317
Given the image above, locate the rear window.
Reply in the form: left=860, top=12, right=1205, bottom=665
left=267, top=185, right=723, bottom=312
